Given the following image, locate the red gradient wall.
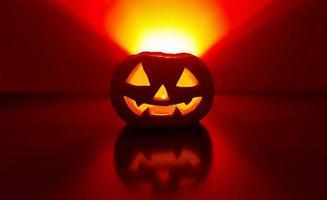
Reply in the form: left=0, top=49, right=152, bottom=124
left=0, top=0, right=326, bottom=92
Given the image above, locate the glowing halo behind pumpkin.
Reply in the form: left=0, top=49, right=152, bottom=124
left=109, top=0, right=219, bottom=126
left=106, top=0, right=227, bottom=56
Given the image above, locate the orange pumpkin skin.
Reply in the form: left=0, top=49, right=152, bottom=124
left=110, top=52, right=214, bottom=127
left=114, top=124, right=212, bottom=193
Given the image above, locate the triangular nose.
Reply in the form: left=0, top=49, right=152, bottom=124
left=153, top=85, right=170, bottom=101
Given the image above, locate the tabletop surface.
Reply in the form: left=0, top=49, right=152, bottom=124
left=1, top=93, right=326, bottom=200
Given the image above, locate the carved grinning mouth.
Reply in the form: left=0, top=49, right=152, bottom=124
left=124, top=96, right=202, bottom=116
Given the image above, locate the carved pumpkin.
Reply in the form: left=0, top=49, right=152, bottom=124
left=110, top=52, right=214, bottom=126
left=114, top=124, right=212, bottom=193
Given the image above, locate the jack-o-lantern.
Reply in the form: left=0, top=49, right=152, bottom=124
left=110, top=52, right=214, bottom=127
left=114, top=124, right=212, bottom=193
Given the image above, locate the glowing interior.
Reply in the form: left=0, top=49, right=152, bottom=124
left=126, top=62, right=150, bottom=86
left=124, top=64, right=202, bottom=116
left=124, top=96, right=202, bottom=116
left=153, top=85, right=170, bottom=101
left=176, top=68, right=199, bottom=87
left=106, top=0, right=227, bottom=56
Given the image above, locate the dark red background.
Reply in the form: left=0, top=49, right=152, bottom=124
left=1, top=0, right=326, bottom=199
left=1, top=0, right=326, bottom=92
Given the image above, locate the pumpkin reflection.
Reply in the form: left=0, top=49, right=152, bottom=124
left=114, top=124, right=212, bottom=193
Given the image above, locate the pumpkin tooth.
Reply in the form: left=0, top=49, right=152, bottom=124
left=173, top=148, right=183, bottom=158
left=124, top=96, right=149, bottom=116
left=135, top=100, right=144, bottom=107
left=176, top=97, right=202, bottom=115
left=143, top=107, right=151, bottom=117
left=138, top=161, right=147, bottom=170
left=173, top=107, right=182, bottom=117
left=143, top=151, right=152, bottom=160
left=183, top=97, right=193, bottom=105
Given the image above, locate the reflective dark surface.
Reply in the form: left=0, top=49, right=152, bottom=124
left=114, top=124, right=212, bottom=194
left=1, top=94, right=326, bottom=199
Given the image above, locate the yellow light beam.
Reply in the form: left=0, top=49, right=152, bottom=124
left=106, top=0, right=227, bottom=56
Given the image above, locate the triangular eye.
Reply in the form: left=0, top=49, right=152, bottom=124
left=126, top=62, right=150, bottom=86
left=176, top=68, right=199, bottom=87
